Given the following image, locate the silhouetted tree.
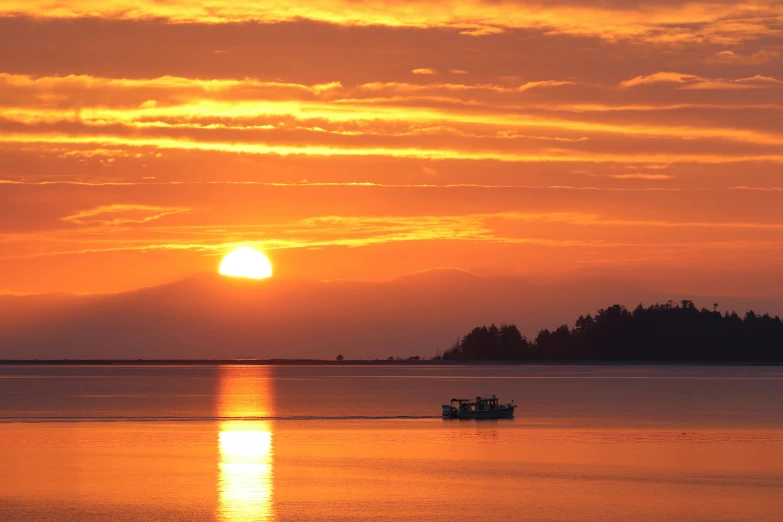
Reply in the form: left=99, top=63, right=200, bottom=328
left=443, top=323, right=530, bottom=360
left=446, top=302, right=783, bottom=362
left=336, top=354, right=344, bottom=362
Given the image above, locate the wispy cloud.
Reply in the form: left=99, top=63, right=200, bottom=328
left=4, top=73, right=781, bottom=158
left=357, top=80, right=575, bottom=93
left=0, top=73, right=344, bottom=96
left=712, top=50, right=780, bottom=65
left=0, top=178, right=686, bottom=190
left=2, top=0, right=781, bottom=44
left=1, top=2, right=782, bottom=295
left=621, top=72, right=783, bottom=90
left=5, top=132, right=783, bottom=164
left=61, top=204, right=192, bottom=225
left=731, top=186, right=783, bottom=192
left=620, top=72, right=699, bottom=88
left=611, top=173, right=675, bottom=180
left=8, top=211, right=783, bottom=266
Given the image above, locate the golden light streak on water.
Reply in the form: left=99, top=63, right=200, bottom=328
left=217, top=366, right=275, bottom=521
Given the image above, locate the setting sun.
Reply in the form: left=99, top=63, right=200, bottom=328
left=219, top=247, right=273, bottom=279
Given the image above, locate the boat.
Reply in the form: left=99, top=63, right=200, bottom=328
left=442, top=395, right=516, bottom=419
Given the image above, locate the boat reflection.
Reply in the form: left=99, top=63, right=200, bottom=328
left=217, top=365, right=275, bottom=521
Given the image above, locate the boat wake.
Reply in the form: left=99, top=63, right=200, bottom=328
left=0, top=414, right=440, bottom=423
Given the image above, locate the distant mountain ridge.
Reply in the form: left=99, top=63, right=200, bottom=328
left=1, top=269, right=782, bottom=359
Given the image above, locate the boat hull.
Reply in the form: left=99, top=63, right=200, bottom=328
left=442, top=406, right=515, bottom=419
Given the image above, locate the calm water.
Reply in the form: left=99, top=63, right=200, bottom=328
left=1, top=365, right=782, bottom=521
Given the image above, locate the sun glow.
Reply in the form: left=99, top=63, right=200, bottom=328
left=217, top=366, right=275, bottom=521
left=219, top=247, right=273, bottom=279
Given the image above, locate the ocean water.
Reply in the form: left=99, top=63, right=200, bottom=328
left=1, top=364, right=782, bottom=521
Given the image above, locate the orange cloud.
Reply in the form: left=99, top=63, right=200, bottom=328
left=357, top=80, right=574, bottom=93
left=5, top=132, right=783, bottom=164
left=0, top=179, right=688, bottom=190
left=62, top=204, right=192, bottom=225
left=679, top=75, right=783, bottom=90
left=5, top=72, right=783, bottom=154
left=458, top=25, right=506, bottom=36
left=712, top=50, right=781, bottom=64
left=620, top=72, right=700, bottom=87
left=611, top=173, right=675, bottom=180
left=0, top=73, right=344, bottom=96
left=2, top=0, right=781, bottom=44
left=1, top=1, right=783, bottom=298
left=621, top=71, right=783, bottom=90
left=8, top=209, right=783, bottom=270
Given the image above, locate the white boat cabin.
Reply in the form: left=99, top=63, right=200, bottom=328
left=452, top=395, right=502, bottom=412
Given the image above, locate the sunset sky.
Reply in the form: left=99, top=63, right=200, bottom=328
left=1, top=1, right=782, bottom=296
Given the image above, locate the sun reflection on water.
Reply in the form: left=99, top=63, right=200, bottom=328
left=217, top=366, right=275, bottom=521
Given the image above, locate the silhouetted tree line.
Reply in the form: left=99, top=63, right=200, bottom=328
left=442, top=301, right=783, bottom=361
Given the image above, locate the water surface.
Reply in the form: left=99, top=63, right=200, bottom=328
left=1, top=365, right=781, bottom=520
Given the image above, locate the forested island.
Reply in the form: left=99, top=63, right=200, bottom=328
left=441, top=301, right=783, bottom=362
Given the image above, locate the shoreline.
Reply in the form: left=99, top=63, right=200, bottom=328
left=0, top=359, right=781, bottom=366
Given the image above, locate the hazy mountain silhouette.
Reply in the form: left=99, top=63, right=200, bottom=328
left=1, top=269, right=782, bottom=359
